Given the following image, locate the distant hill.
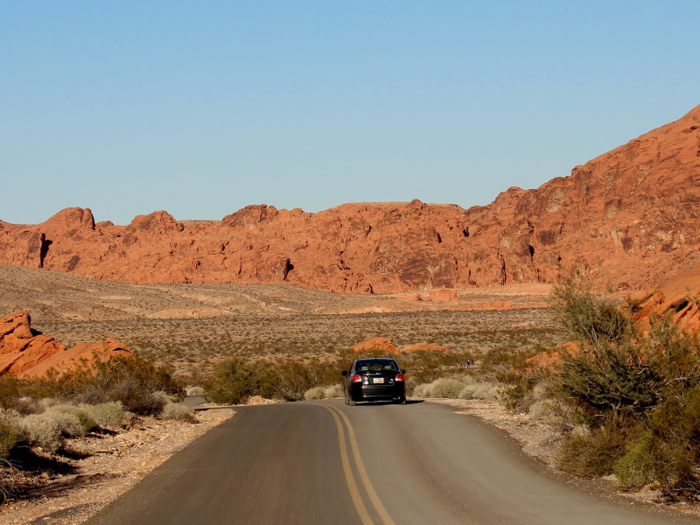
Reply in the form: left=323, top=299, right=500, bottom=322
left=1, top=104, right=699, bottom=293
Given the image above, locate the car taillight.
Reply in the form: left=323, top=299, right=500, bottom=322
left=352, top=374, right=362, bottom=383
left=395, top=374, right=404, bottom=382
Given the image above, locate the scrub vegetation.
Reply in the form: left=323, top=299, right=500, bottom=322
left=477, top=276, right=700, bottom=502
left=0, top=354, right=192, bottom=502
left=547, top=276, right=700, bottom=501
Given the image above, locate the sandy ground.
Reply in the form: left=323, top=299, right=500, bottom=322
left=0, top=409, right=234, bottom=525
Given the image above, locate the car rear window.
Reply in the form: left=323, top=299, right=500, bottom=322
left=356, top=359, right=398, bottom=372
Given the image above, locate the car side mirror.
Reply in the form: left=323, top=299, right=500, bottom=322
left=400, top=369, right=406, bottom=374
left=341, top=371, right=348, bottom=377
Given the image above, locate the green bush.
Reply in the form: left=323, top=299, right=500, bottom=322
left=43, top=354, right=185, bottom=416
left=550, top=274, right=628, bottom=343
left=549, top=275, right=700, bottom=500
left=556, top=418, right=635, bottom=478
left=0, top=420, right=21, bottom=459
left=108, top=379, right=166, bottom=416
left=204, top=358, right=345, bottom=404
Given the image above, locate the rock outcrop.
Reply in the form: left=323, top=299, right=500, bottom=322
left=0, top=311, right=67, bottom=375
left=400, top=343, right=451, bottom=353
left=351, top=337, right=399, bottom=354
left=17, top=339, right=131, bottom=379
left=0, top=311, right=132, bottom=378
left=632, top=265, right=700, bottom=333
left=1, top=104, right=700, bottom=293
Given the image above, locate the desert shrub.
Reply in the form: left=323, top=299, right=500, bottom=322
left=304, top=387, right=327, bottom=400
left=614, top=437, right=658, bottom=491
left=83, top=402, right=124, bottom=428
left=413, top=383, right=432, bottom=398
left=0, top=420, right=21, bottom=459
left=42, top=354, right=184, bottom=415
left=10, top=397, right=44, bottom=416
left=429, top=379, right=465, bottom=399
left=614, top=386, right=700, bottom=497
left=550, top=274, right=628, bottom=344
left=0, top=378, right=20, bottom=411
left=16, top=411, right=88, bottom=453
left=460, top=382, right=500, bottom=400
left=186, top=386, right=205, bottom=396
left=49, top=405, right=98, bottom=434
left=550, top=275, right=700, bottom=499
left=324, top=384, right=343, bottom=399
left=527, top=399, right=569, bottom=428
left=159, top=402, right=196, bottom=423
left=556, top=418, right=636, bottom=478
left=108, top=379, right=166, bottom=416
left=205, top=357, right=345, bottom=404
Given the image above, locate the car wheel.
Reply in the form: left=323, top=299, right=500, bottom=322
left=344, top=391, right=350, bottom=405
left=349, top=399, right=356, bottom=406
left=399, top=396, right=406, bottom=405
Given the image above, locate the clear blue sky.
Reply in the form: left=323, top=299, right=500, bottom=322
left=2, top=1, right=699, bottom=225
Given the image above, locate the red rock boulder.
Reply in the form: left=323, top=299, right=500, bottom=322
left=351, top=337, right=399, bottom=354
left=0, top=310, right=132, bottom=379
left=0, top=311, right=66, bottom=375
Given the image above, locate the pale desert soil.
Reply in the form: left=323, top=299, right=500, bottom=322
left=0, top=409, right=233, bottom=525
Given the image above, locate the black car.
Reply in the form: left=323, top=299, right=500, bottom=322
left=342, top=358, right=406, bottom=405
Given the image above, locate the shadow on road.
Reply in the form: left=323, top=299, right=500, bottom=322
left=350, top=400, right=424, bottom=407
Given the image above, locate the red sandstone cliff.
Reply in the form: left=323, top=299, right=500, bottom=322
left=1, top=104, right=699, bottom=293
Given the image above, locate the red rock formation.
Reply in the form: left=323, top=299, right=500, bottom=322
left=351, top=337, right=399, bottom=354
left=1, top=104, right=700, bottom=293
left=422, top=290, right=459, bottom=302
left=0, top=311, right=132, bottom=378
left=400, top=343, right=451, bottom=353
left=0, top=311, right=66, bottom=375
left=18, top=339, right=132, bottom=379
left=631, top=265, right=700, bottom=332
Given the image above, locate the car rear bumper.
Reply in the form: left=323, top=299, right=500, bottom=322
left=349, top=383, right=405, bottom=401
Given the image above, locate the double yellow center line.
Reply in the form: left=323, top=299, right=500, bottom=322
left=322, top=405, right=397, bottom=525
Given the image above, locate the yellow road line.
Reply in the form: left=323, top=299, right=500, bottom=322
left=328, top=405, right=397, bottom=525
left=322, top=406, right=375, bottom=525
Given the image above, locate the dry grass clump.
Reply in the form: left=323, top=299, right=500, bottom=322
left=428, top=379, right=465, bottom=398
left=186, top=386, right=205, bottom=396
left=159, top=402, right=196, bottom=423
left=82, top=402, right=124, bottom=428
left=303, top=385, right=343, bottom=400
left=459, top=381, right=499, bottom=401
left=14, top=411, right=84, bottom=453
left=0, top=420, right=21, bottom=459
left=414, top=378, right=464, bottom=399
left=412, top=376, right=500, bottom=401
left=49, top=404, right=98, bottom=434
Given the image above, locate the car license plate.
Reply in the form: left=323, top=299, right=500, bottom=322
left=373, top=378, right=384, bottom=384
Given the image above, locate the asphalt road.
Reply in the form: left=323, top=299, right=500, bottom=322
left=86, top=401, right=700, bottom=525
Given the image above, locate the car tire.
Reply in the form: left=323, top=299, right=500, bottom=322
left=399, top=396, right=406, bottom=405
left=349, top=399, right=356, bottom=406
left=344, top=391, right=350, bottom=405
